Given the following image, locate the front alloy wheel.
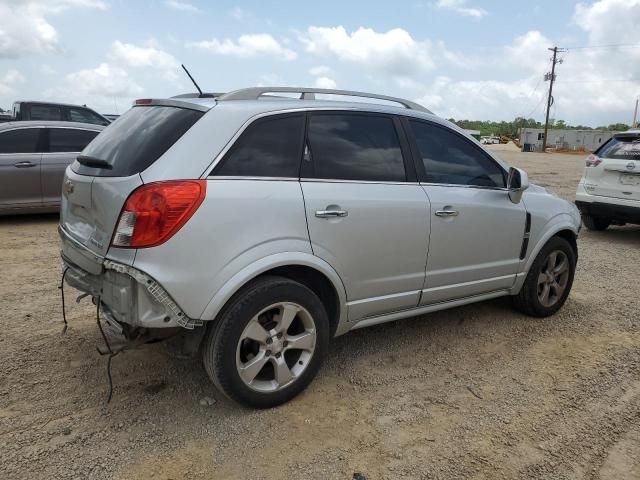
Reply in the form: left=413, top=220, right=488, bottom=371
left=513, top=236, right=576, bottom=317
left=536, top=250, right=570, bottom=308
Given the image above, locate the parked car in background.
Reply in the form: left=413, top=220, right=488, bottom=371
left=576, top=129, right=640, bottom=230
left=59, top=87, right=580, bottom=408
left=12, top=101, right=110, bottom=126
left=0, top=121, right=104, bottom=214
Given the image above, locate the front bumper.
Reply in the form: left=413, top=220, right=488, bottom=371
left=62, top=254, right=202, bottom=330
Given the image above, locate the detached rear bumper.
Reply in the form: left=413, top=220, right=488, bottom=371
left=61, top=253, right=201, bottom=330
left=575, top=200, right=640, bottom=224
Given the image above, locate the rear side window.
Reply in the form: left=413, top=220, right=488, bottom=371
left=213, top=114, right=304, bottom=177
left=597, top=136, right=640, bottom=160
left=410, top=120, right=505, bottom=188
left=29, top=105, right=62, bottom=121
left=0, top=128, right=42, bottom=153
left=307, top=114, right=406, bottom=182
left=49, top=128, right=99, bottom=153
left=68, top=108, right=109, bottom=126
left=73, top=106, right=203, bottom=177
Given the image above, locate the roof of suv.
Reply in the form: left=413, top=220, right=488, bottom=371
left=0, top=120, right=105, bottom=131
left=162, top=86, right=435, bottom=119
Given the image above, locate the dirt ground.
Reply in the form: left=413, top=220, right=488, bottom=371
left=1, top=145, right=639, bottom=480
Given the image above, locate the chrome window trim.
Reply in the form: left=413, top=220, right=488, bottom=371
left=208, top=176, right=300, bottom=182
left=302, top=178, right=420, bottom=186
left=420, top=181, right=509, bottom=191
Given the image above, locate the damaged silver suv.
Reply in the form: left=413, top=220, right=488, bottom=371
left=60, top=87, right=581, bottom=408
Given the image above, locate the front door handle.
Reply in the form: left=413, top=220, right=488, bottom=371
left=315, top=210, right=348, bottom=218
left=435, top=209, right=459, bottom=217
left=14, top=161, right=36, bottom=168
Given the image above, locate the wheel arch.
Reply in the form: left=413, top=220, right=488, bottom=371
left=200, top=252, right=348, bottom=338
left=512, top=215, right=579, bottom=294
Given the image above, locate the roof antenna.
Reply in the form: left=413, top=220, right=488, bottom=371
left=181, top=64, right=203, bottom=97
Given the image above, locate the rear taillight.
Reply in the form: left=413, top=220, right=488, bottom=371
left=112, top=180, right=206, bottom=248
left=585, top=154, right=602, bottom=167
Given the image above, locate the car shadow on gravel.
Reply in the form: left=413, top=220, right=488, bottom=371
left=588, top=225, right=640, bottom=246
left=0, top=212, right=59, bottom=225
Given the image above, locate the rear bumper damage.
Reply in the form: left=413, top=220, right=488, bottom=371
left=62, top=254, right=203, bottom=330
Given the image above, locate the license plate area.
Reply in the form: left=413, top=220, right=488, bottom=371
left=620, top=173, right=640, bottom=186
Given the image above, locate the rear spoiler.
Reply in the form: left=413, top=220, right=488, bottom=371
left=131, top=98, right=213, bottom=112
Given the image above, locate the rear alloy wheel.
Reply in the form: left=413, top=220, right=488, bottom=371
left=582, top=215, right=610, bottom=231
left=513, top=236, right=576, bottom=317
left=202, top=276, right=329, bottom=408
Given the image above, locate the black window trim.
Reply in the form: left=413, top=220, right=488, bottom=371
left=0, top=126, right=47, bottom=155
left=43, top=127, right=102, bottom=154
left=210, top=112, right=306, bottom=180
left=401, top=116, right=508, bottom=190
left=301, top=110, right=416, bottom=184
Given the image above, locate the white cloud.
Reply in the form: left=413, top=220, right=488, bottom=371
left=229, top=6, right=247, bottom=21
left=574, top=0, right=640, bottom=45
left=187, top=34, right=297, bottom=60
left=65, top=63, right=143, bottom=97
left=0, top=0, right=106, bottom=58
left=505, top=31, right=553, bottom=73
left=314, top=76, right=337, bottom=89
left=302, top=26, right=435, bottom=75
left=164, top=0, right=200, bottom=13
left=309, top=65, right=333, bottom=76
left=109, top=40, right=179, bottom=79
left=0, top=69, right=25, bottom=95
left=434, top=0, right=487, bottom=19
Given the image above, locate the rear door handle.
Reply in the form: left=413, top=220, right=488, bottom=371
left=435, top=209, right=459, bottom=217
left=315, top=210, right=348, bottom=218
left=14, top=161, right=36, bottom=168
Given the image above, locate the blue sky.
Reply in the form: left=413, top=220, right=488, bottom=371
left=1, top=0, right=639, bottom=125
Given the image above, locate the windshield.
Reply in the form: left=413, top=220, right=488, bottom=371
left=72, top=105, right=204, bottom=177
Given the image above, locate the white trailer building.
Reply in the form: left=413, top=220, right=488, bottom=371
left=519, top=128, right=621, bottom=152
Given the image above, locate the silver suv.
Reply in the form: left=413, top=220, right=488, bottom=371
left=60, top=87, right=581, bottom=408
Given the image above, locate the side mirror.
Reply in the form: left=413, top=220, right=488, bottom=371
left=507, top=167, right=529, bottom=204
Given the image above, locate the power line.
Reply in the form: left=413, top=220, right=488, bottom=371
left=563, top=43, right=640, bottom=50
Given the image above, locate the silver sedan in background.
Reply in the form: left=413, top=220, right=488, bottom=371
left=0, top=121, right=103, bottom=214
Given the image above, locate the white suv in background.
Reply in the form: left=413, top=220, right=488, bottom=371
left=576, top=129, right=640, bottom=230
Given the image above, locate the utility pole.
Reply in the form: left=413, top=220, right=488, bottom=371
left=633, top=97, right=639, bottom=128
left=542, top=46, right=564, bottom=152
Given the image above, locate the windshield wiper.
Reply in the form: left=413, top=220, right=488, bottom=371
left=76, top=155, right=112, bottom=169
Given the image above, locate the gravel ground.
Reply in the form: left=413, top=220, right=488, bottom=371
left=1, top=145, right=639, bottom=479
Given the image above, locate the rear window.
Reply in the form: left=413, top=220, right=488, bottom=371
left=598, top=136, right=640, bottom=160
left=72, top=106, right=204, bottom=177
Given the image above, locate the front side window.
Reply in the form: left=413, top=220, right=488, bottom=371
left=49, top=128, right=99, bottom=153
left=214, top=114, right=305, bottom=177
left=410, top=120, right=505, bottom=187
left=306, top=114, right=406, bottom=182
left=0, top=128, right=42, bottom=154
left=69, top=108, right=109, bottom=126
left=29, top=105, right=62, bottom=121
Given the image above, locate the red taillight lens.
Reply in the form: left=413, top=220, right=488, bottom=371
left=135, top=98, right=153, bottom=105
left=112, top=180, right=206, bottom=248
left=585, top=154, right=602, bottom=167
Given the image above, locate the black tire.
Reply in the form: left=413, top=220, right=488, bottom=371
left=202, top=276, right=330, bottom=409
left=582, top=215, right=610, bottom=231
left=513, top=236, right=576, bottom=317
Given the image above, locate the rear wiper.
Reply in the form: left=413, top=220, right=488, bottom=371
left=76, top=155, right=112, bottom=169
